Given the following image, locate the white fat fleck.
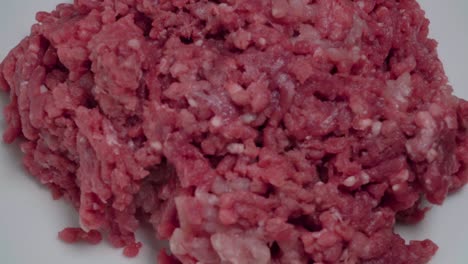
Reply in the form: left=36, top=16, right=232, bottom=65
left=310, top=232, right=320, bottom=239
left=170, top=62, right=189, bottom=76
left=207, top=196, right=219, bottom=205
left=357, top=1, right=365, bottom=9
left=106, top=134, right=119, bottom=146
left=272, top=7, right=284, bottom=18
left=360, top=172, right=370, bottom=184
left=40, top=85, right=48, bottom=94
left=151, top=141, right=162, bottom=151
left=426, top=149, right=438, bottom=162
left=258, top=38, right=266, bottom=46
left=241, top=114, right=256, bottom=124
left=417, top=111, right=436, bottom=129
left=405, top=143, right=414, bottom=157
left=20, top=81, right=29, bottom=90
left=228, top=83, right=243, bottom=93
left=358, top=118, right=372, bottom=129
left=272, top=59, right=286, bottom=72
left=396, top=170, right=409, bottom=182
left=343, top=176, right=357, bottom=187
left=78, top=137, right=86, bottom=143
left=28, top=43, right=40, bottom=52
left=127, top=39, right=141, bottom=49
left=351, top=46, right=361, bottom=53
left=202, top=61, right=212, bottom=71
left=195, top=40, right=204, bottom=46
left=425, top=179, right=432, bottom=186
left=387, top=73, right=412, bottom=105
left=444, top=116, right=457, bottom=129
left=313, top=47, right=325, bottom=58
left=211, top=116, right=223, bottom=128
left=371, top=121, right=382, bottom=136
left=195, top=189, right=219, bottom=205
left=392, top=184, right=401, bottom=192
left=160, top=58, right=169, bottom=68
left=188, top=98, right=198, bottom=107
left=331, top=209, right=343, bottom=222
left=227, top=143, right=245, bottom=154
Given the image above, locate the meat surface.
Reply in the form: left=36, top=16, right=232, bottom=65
left=1, top=0, right=468, bottom=263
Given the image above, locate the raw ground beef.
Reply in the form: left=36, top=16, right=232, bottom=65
left=1, top=0, right=468, bottom=263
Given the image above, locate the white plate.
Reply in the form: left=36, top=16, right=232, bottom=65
left=0, top=1, right=467, bottom=263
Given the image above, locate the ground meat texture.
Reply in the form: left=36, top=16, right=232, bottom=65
left=1, top=0, right=467, bottom=264
left=58, top=227, right=103, bottom=245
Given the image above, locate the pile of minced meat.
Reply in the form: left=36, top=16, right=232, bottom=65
left=1, top=0, right=468, bottom=263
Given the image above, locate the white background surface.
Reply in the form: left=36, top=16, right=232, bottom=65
left=0, top=1, right=467, bottom=263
